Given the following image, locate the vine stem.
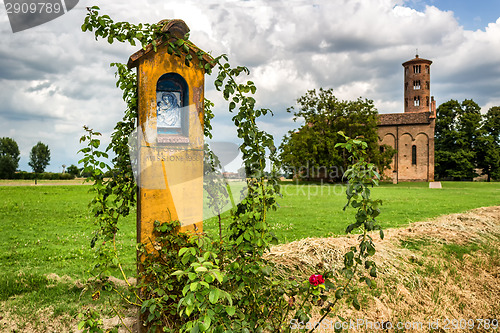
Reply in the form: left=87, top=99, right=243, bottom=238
left=278, top=297, right=291, bottom=332
left=225, top=179, right=236, bottom=211
left=218, top=60, right=271, bottom=247
left=112, top=287, right=142, bottom=307
left=218, top=213, right=223, bottom=244
left=292, top=284, right=313, bottom=321
left=113, top=234, right=143, bottom=302
left=309, top=204, right=369, bottom=333
left=108, top=299, right=133, bottom=333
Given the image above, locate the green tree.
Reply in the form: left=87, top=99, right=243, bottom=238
left=279, top=88, right=395, bottom=181
left=29, top=142, right=51, bottom=173
left=477, top=106, right=500, bottom=181
left=67, top=164, right=80, bottom=177
left=435, top=99, right=482, bottom=180
left=0, top=137, right=21, bottom=179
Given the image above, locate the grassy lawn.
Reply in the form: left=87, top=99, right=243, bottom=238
left=0, top=185, right=137, bottom=278
left=1, top=181, right=499, bottom=280
left=0, top=185, right=136, bottom=327
left=0, top=181, right=498, bottom=329
left=264, top=181, right=500, bottom=242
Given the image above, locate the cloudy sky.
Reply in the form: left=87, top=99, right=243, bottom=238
left=1, top=0, right=499, bottom=172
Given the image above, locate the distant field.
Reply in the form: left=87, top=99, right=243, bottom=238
left=264, top=181, right=500, bottom=242
left=204, top=181, right=500, bottom=242
left=0, top=178, right=86, bottom=186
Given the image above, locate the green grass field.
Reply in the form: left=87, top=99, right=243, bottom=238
left=0, top=185, right=136, bottom=326
left=2, top=181, right=498, bottom=280
left=0, top=181, right=499, bottom=329
left=265, top=181, right=500, bottom=242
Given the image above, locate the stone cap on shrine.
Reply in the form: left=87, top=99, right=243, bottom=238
left=127, top=19, right=214, bottom=69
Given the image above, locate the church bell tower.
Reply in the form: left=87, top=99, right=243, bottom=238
left=402, top=54, right=432, bottom=113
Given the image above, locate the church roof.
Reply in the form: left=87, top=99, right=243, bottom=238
left=402, top=55, right=432, bottom=67
left=378, top=112, right=432, bottom=126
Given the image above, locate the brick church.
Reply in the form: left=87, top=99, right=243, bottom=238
left=378, top=55, right=436, bottom=182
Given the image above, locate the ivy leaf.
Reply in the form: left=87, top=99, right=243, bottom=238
left=367, top=242, right=376, bottom=256
left=209, top=288, right=220, bottom=304
left=203, top=316, right=212, bottom=330
left=190, top=324, right=200, bottom=333
left=352, top=297, right=360, bottom=310
left=194, top=266, right=207, bottom=272
left=335, top=289, right=344, bottom=300
left=225, top=305, right=235, bottom=316
left=345, top=223, right=356, bottom=234
left=344, top=251, right=354, bottom=268
left=370, top=267, right=377, bottom=278
left=351, top=200, right=362, bottom=208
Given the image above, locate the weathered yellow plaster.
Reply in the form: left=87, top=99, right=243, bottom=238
left=135, top=42, right=205, bottom=251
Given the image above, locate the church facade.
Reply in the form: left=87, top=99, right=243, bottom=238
left=378, top=55, right=436, bottom=182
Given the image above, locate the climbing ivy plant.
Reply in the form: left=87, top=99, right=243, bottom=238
left=79, top=7, right=384, bottom=333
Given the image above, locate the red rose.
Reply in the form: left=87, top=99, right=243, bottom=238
left=309, top=274, right=324, bottom=286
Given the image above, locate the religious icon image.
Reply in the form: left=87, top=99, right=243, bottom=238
left=157, top=91, right=181, bottom=128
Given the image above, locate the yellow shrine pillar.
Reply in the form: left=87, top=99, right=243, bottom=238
left=128, top=20, right=210, bottom=252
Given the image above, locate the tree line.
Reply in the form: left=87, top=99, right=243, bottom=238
left=435, top=100, right=499, bottom=181
left=279, top=89, right=500, bottom=182
left=0, top=139, right=63, bottom=179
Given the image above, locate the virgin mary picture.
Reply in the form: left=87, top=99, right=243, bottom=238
left=157, top=91, right=181, bottom=128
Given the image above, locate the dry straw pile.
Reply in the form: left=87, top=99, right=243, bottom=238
left=265, top=206, right=500, bottom=332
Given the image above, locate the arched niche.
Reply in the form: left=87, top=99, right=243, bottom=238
left=381, top=133, right=396, bottom=148
left=156, top=73, right=189, bottom=141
